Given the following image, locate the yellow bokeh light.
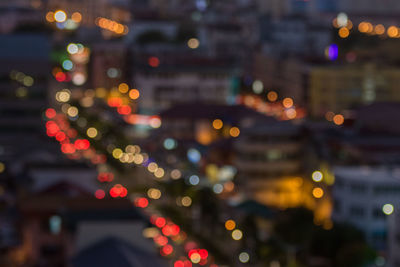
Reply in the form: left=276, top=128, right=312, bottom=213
left=96, top=87, right=107, bottom=98
left=170, top=169, right=182, bottom=179
left=332, top=18, right=339, bottom=28
left=187, top=38, right=200, bottom=49
left=149, top=117, right=162, bottom=128
left=347, top=20, right=353, bottom=30
left=325, top=111, right=335, bottom=121
left=46, top=11, right=55, bottom=22
left=71, top=12, right=82, bottom=23
left=387, top=26, right=399, bottom=38
left=67, top=106, right=78, bottom=117
left=190, top=253, right=201, bottom=263
left=374, top=24, right=385, bottom=35
left=333, top=114, right=344, bottom=125
left=129, top=89, right=140, bottom=100
left=181, top=196, right=192, bottom=207
left=23, top=76, right=34, bottom=87
left=118, top=83, right=129, bottom=93
left=133, top=154, right=144, bottom=164
left=383, top=204, right=394, bottom=215
left=229, top=127, right=240, bottom=138
left=282, top=97, right=293, bottom=108
left=56, top=90, right=71, bottom=103
left=225, top=220, right=236, bottom=231
left=312, top=171, right=323, bottom=182
left=87, top=127, right=98, bottom=138
left=232, top=229, right=243, bottom=240
left=312, top=187, right=324, bottom=198
left=154, top=168, right=165, bottom=178
left=366, top=23, right=373, bottom=33
left=16, top=87, right=27, bottom=98
left=147, top=188, right=162, bottom=199
left=125, top=145, right=137, bottom=154
left=54, top=10, right=67, bottom=23
left=112, top=148, right=123, bottom=159
left=147, top=162, right=158, bottom=172
left=338, top=27, right=350, bottom=38
left=286, top=108, right=297, bottom=119
left=358, top=22, right=368, bottom=33
left=267, top=91, right=278, bottom=102
left=212, top=119, right=223, bottom=130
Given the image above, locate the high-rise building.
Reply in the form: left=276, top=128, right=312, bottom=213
left=332, top=166, right=400, bottom=250
left=0, top=34, right=50, bottom=162
left=309, top=64, right=400, bottom=117
left=132, top=54, right=237, bottom=114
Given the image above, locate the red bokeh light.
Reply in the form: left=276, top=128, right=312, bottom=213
left=109, top=187, right=119, bottom=198
left=171, top=224, right=180, bottom=236
left=162, top=223, right=180, bottom=236
left=120, top=187, right=128, bottom=197
left=117, top=105, right=132, bottom=115
left=74, top=139, right=90, bottom=150
left=67, top=129, right=78, bottom=138
left=174, top=261, right=185, bottom=267
left=45, top=108, right=56, bottom=119
left=97, top=172, right=114, bottom=182
left=55, top=72, right=66, bottom=82
left=107, top=97, right=123, bottom=107
left=95, top=189, right=105, bottom=199
left=199, top=258, right=208, bottom=266
left=55, top=132, right=66, bottom=142
left=61, top=143, right=76, bottom=154
left=135, top=197, right=149, bottom=208
left=161, top=244, right=173, bottom=256
left=148, top=56, right=160, bottom=67
left=154, top=235, right=168, bottom=246
left=188, top=249, right=197, bottom=258
left=109, top=184, right=127, bottom=198
left=46, top=121, right=60, bottom=136
left=155, top=217, right=166, bottom=228
left=198, top=249, right=208, bottom=259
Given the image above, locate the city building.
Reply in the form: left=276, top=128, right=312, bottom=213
left=309, top=64, right=400, bottom=118
left=0, top=5, right=43, bottom=34
left=15, top=161, right=148, bottom=266
left=259, top=15, right=331, bottom=57
left=0, top=34, right=50, bottom=163
left=132, top=54, right=237, bottom=114
left=252, top=53, right=309, bottom=105
left=91, top=41, right=128, bottom=89
left=233, top=119, right=315, bottom=209
left=332, top=166, right=400, bottom=251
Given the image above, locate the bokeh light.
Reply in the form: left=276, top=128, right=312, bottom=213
left=383, top=204, right=394, bottom=215
left=54, top=10, right=67, bottom=23
left=312, top=171, right=323, bottom=182
left=188, top=38, right=200, bottom=49
left=212, top=119, right=223, bottom=130
left=225, top=220, right=236, bottom=231
left=312, top=187, right=324, bottom=198
left=232, top=229, right=243, bottom=240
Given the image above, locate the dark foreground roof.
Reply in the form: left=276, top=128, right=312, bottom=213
left=159, top=103, right=276, bottom=123
left=235, top=199, right=277, bottom=219
left=72, top=237, right=166, bottom=267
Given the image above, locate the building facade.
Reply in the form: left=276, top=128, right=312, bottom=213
left=332, top=166, right=400, bottom=251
